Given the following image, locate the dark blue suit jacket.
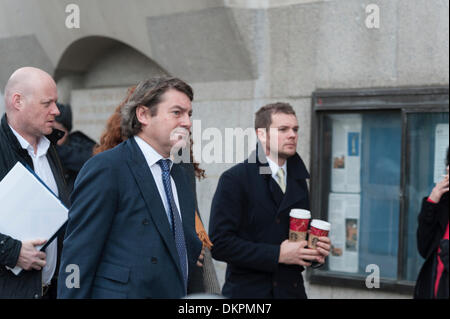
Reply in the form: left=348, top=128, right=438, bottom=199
left=209, top=146, right=310, bottom=298
left=57, top=138, right=202, bottom=298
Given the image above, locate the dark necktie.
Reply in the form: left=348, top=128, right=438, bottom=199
left=157, top=159, right=188, bottom=292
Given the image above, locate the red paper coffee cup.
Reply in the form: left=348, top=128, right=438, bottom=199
left=289, top=209, right=311, bottom=242
left=308, top=219, right=331, bottom=249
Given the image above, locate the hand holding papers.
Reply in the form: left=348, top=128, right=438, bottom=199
left=16, top=239, right=48, bottom=271
left=0, top=162, right=68, bottom=275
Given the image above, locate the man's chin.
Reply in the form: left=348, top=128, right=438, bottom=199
left=172, top=138, right=188, bottom=150
left=279, top=150, right=296, bottom=159
left=43, top=128, right=53, bottom=136
left=169, top=140, right=191, bottom=163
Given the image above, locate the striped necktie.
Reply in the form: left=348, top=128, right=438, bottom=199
left=157, top=159, right=188, bottom=293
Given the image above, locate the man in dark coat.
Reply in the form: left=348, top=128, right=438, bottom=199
left=209, top=103, right=331, bottom=298
left=0, top=67, right=69, bottom=299
left=53, top=102, right=96, bottom=193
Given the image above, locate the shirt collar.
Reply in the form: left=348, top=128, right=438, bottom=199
left=134, top=135, right=173, bottom=169
left=8, top=124, right=50, bottom=157
left=266, top=155, right=287, bottom=178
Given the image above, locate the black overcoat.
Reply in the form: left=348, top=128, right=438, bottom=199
left=0, top=114, right=69, bottom=298
left=209, top=146, right=311, bottom=298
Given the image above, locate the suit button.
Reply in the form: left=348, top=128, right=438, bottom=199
left=142, top=219, right=149, bottom=225
left=151, top=257, right=158, bottom=264
left=276, top=218, right=280, bottom=224
left=293, top=282, right=298, bottom=288
left=34, top=293, right=40, bottom=299
left=273, top=281, right=277, bottom=287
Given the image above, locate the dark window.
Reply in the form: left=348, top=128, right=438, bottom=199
left=309, top=87, right=449, bottom=293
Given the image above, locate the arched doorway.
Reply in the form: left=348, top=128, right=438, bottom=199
left=55, top=36, right=168, bottom=142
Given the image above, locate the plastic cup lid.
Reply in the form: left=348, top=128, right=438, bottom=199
left=289, top=209, right=311, bottom=219
left=310, top=219, right=331, bottom=231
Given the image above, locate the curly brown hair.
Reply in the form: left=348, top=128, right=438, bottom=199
left=93, top=86, right=205, bottom=180
left=121, top=77, right=193, bottom=138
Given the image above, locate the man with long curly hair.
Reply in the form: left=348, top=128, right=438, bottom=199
left=92, top=86, right=220, bottom=295
left=58, top=77, right=205, bottom=298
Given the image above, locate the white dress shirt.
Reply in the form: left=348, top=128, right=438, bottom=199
left=9, top=125, right=58, bottom=286
left=135, top=136, right=189, bottom=275
left=266, top=156, right=288, bottom=189
left=134, top=136, right=183, bottom=226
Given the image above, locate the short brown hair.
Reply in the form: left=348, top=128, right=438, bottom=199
left=121, top=77, right=193, bottom=138
left=254, top=102, right=296, bottom=130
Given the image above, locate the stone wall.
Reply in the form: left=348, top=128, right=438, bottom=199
left=0, top=0, right=448, bottom=298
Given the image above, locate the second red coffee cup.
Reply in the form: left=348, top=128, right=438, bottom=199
left=308, top=219, right=331, bottom=249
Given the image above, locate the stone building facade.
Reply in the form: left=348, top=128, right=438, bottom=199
left=0, top=0, right=448, bottom=298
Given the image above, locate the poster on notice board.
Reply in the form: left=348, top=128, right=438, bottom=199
left=331, top=114, right=362, bottom=194
left=328, top=192, right=360, bottom=273
left=433, top=123, right=449, bottom=183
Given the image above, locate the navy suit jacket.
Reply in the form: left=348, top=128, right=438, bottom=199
left=57, top=138, right=202, bottom=298
left=209, top=146, right=310, bottom=298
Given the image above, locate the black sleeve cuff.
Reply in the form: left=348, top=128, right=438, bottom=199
left=0, top=234, right=22, bottom=268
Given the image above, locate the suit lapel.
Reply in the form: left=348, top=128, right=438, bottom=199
left=277, top=174, right=307, bottom=215
left=264, top=168, right=306, bottom=215
left=251, top=144, right=310, bottom=216
left=250, top=145, right=285, bottom=210
left=267, top=176, right=284, bottom=208
left=170, top=164, right=192, bottom=230
left=170, top=164, right=197, bottom=262
left=125, top=139, right=184, bottom=281
left=277, top=154, right=310, bottom=215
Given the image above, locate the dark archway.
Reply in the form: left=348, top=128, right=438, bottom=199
left=54, top=36, right=167, bottom=83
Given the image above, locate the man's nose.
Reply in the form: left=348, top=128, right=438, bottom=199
left=51, top=102, right=60, bottom=116
left=288, top=129, right=297, bottom=138
left=180, top=114, right=192, bottom=130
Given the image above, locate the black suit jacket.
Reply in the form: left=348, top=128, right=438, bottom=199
left=209, top=145, right=310, bottom=298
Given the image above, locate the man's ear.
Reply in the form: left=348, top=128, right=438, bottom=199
left=135, top=105, right=149, bottom=126
left=11, top=93, right=23, bottom=111
left=256, top=128, right=267, bottom=144
left=256, top=128, right=271, bottom=156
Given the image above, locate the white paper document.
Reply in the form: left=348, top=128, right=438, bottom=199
left=0, top=162, right=68, bottom=275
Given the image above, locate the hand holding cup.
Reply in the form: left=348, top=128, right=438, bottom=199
left=308, top=219, right=331, bottom=266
